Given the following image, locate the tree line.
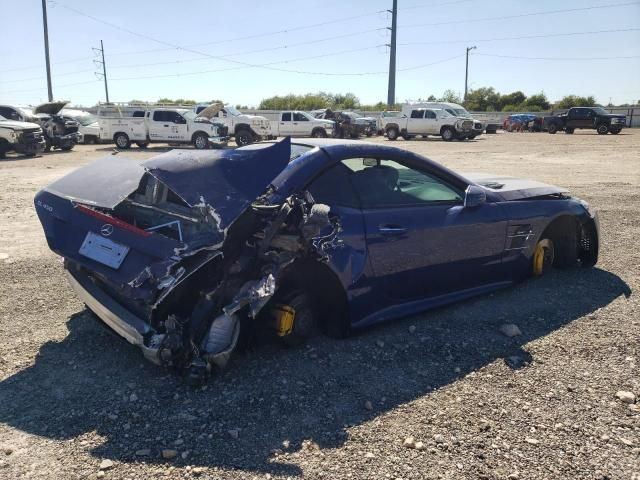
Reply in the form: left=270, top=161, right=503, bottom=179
left=257, top=89, right=631, bottom=112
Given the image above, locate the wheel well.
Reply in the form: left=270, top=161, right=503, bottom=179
left=234, top=123, right=252, bottom=135
left=311, top=127, right=325, bottom=134
left=539, top=215, right=579, bottom=268
left=275, top=259, right=350, bottom=337
left=440, top=125, right=453, bottom=134
left=385, top=123, right=399, bottom=131
left=113, top=132, right=128, bottom=141
left=191, top=130, right=208, bottom=142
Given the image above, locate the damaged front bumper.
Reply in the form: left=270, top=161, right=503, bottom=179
left=208, top=135, right=229, bottom=148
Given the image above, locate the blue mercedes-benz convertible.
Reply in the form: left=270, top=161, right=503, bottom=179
left=34, top=138, right=599, bottom=381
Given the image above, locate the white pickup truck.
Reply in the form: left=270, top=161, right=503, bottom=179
left=382, top=106, right=475, bottom=142
left=270, top=111, right=334, bottom=137
left=194, top=104, right=271, bottom=146
left=99, top=107, right=228, bottom=149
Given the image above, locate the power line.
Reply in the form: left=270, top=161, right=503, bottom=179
left=476, top=53, right=640, bottom=61
left=3, top=56, right=94, bottom=73
left=401, top=2, right=640, bottom=28
left=398, top=27, right=640, bottom=47
left=0, top=68, right=95, bottom=84
left=3, top=79, right=99, bottom=95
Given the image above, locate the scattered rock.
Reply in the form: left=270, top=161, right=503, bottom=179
left=129, top=393, right=138, bottom=402
left=228, top=429, right=240, bottom=439
left=434, top=434, right=445, bottom=444
left=2, top=447, right=13, bottom=456
left=615, top=390, right=636, bottom=404
left=99, top=459, right=114, bottom=470
left=414, top=441, right=425, bottom=451
left=192, top=467, right=206, bottom=475
left=135, top=449, right=151, bottom=456
left=364, top=400, right=373, bottom=411
left=161, top=449, right=178, bottom=460
left=364, top=451, right=375, bottom=458
left=500, top=324, right=522, bottom=337
left=403, top=436, right=415, bottom=448
left=408, top=325, right=416, bottom=334
left=97, top=472, right=105, bottom=479
left=525, top=438, right=539, bottom=445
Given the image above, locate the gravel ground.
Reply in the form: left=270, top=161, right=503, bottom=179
left=0, top=131, right=638, bottom=479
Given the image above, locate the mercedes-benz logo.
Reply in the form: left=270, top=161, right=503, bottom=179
left=100, top=224, right=114, bottom=237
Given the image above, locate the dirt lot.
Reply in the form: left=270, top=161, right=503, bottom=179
left=0, top=131, right=638, bottom=480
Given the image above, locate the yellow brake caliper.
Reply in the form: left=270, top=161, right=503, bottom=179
left=272, top=305, right=296, bottom=337
left=533, top=243, right=545, bottom=275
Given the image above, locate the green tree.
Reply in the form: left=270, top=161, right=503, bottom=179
left=555, top=95, right=598, bottom=109
left=463, top=87, right=500, bottom=111
left=439, top=89, right=461, bottom=104
left=524, top=93, right=550, bottom=110
left=427, top=94, right=437, bottom=101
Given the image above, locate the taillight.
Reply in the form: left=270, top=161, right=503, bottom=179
left=75, top=204, right=152, bottom=237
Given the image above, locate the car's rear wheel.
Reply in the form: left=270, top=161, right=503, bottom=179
left=135, top=141, right=149, bottom=148
left=441, top=126, right=455, bottom=141
left=235, top=129, right=254, bottom=147
left=596, top=124, right=609, bottom=135
left=565, top=128, right=574, bottom=134
left=609, top=127, right=621, bottom=134
left=548, top=124, right=558, bottom=134
left=312, top=128, right=327, bottom=138
left=114, top=133, right=131, bottom=149
left=532, top=238, right=555, bottom=276
left=386, top=127, right=399, bottom=141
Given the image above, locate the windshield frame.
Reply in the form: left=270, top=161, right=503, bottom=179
left=224, top=105, right=241, bottom=117
left=592, top=107, right=609, bottom=115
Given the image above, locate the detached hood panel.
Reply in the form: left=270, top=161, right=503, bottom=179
left=34, top=101, right=69, bottom=115
left=463, top=173, right=568, bottom=201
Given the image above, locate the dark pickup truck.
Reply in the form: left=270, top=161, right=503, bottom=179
left=543, top=107, right=626, bottom=135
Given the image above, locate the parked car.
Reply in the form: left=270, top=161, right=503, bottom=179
left=543, top=107, right=626, bottom=135
left=194, top=104, right=271, bottom=146
left=34, top=138, right=599, bottom=382
left=413, top=102, right=487, bottom=138
left=382, top=106, right=475, bottom=141
left=61, top=109, right=101, bottom=144
left=311, top=110, right=370, bottom=138
left=99, top=106, right=228, bottom=149
left=0, top=114, right=46, bottom=158
left=270, top=111, right=334, bottom=137
left=0, top=105, right=38, bottom=123
left=33, top=102, right=80, bottom=152
left=503, top=114, right=539, bottom=132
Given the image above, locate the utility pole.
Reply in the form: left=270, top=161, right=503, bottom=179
left=41, top=0, right=53, bottom=101
left=93, top=40, right=110, bottom=103
left=464, top=46, right=476, bottom=102
left=387, top=0, right=398, bottom=107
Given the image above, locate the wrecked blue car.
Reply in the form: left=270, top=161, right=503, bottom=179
left=34, top=138, right=599, bottom=381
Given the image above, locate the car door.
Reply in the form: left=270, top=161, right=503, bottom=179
left=423, top=109, right=439, bottom=134
left=279, top=112, right=294, bottom=136
left=567, top=108, right=585, bottom=128
left=170, top=112, right=189, bottom=141
left=148, top=111, right=170, bottom=140
left=292, top=111, right=311, bottom=136
left=406, top=109, right=427, bottom=135
left=345, top=157, right=508, bottom=302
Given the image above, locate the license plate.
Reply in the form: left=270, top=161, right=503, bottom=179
left=79, top=232, right=129, bottom=269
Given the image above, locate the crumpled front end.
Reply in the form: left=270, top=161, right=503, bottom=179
left=35, top=139, right=341, bottom=381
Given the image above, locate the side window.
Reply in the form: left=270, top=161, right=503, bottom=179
left=410, top=110, right=424, bottom=119
left=306, top=163, right=359, bottom=208
left=0, top=107, right=10, bottom=118
left=293, top=112, right=308, bottom=121
left=282, top=112, right=292, bottom=121
left=153, top=111, right=167, bottom=121
left=424, top=110, right=437, bottom=119
left=170, top=112, right=184, bottom=123
left=346, top=158, right=463, bottom=208
left=133, top=110, right=145, bottom=118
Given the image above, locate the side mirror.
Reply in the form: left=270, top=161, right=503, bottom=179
left=464, top=185, right=486, bottom=208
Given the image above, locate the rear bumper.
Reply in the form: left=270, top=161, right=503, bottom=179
left=66, top=269, right=161, bottom=364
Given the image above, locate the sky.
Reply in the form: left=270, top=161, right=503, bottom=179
left=1, top=0, right=639, bottom=108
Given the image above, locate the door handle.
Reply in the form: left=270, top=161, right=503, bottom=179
left=379, top=224, right=407, bottom=235
left=163, top=124, right=169, bottom=127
